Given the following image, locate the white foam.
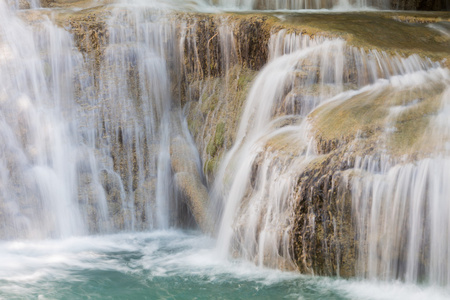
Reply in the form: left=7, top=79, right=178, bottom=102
left=1, top=231, right=450, bottom=298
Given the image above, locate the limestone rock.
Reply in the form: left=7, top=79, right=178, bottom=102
left=174, top=172, right=211, bottom=233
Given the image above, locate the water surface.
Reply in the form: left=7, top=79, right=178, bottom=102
left=0, top=231, right=449, bottom=300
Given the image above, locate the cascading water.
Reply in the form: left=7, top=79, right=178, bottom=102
left=213, top=34, right=347, bottom=268
left=350, top=78, right=450, bottom=285
left=1, top=0, right=450, bottom=298
left=208, top=0, right=390, bottom=10
left=212, top=27, right=450, bottom=287
left=0, top=0, right=88, bottom=238
left=0, top=0, right=206, bottom=238
left=86, top=7, right=179, bottom=231
left=304, top=56, right=450, bottom=278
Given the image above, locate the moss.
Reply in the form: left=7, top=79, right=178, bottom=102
left=201, top=88, right=220, bottom=115
left=206, top=139, right=217, bottom=156
left=214, top=122, right=225, bottom=147
left=237, top=71, right=254, bottom=90
left=276, top=11, right=450, bottom=62
left=310, top=89, right=389, bottom=152
left=206, top=122, right=226, bottom=157
left=184, top=65, right=257, bottom=185
left=188, top=118, right=201, bottom=138
left=388, top=92, right=443, bottom=155
left=310, top=81, right=446, bottom=157
left=205, top=157, right=218, bottom=176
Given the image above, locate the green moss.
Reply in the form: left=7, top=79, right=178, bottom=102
left=311, top=88, right=390, bottom=146
left=310, top=81, right=446, bottom=157
left=200, top=86, right=220, bottom=115
left=206, top=139, right=217, bottom=156
left=388, top=91, right=443, bottom=155
left=205, top=157, right=219, bottom=176
left=278, top=12, right=450, bottom=61
left=214, top=122, right=225, bottom=147
left=187, top=111, right=202, bottom=138
left=237, top=71, right=253, bottom=90
left=206, top=122, right=226, bottom=157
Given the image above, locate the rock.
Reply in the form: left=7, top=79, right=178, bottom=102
left=10, top=2, right=450, bottom=274
left=292, top=153, right=357, bottom=277
left=170, top=135, right=213, bottom=231
left=174, top=172, right=211, bottom=233
left=170, top=135, right=199, bottom=175
left=99, top=169, right=124, bottom=229
left=18, top=0, right=30, bottom=9
left=134, top=177, right=157, bottom=229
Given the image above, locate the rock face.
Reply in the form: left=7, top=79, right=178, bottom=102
left=61, top=4, right=449, bottom=280
left=6, top=3, right=278, bottom=236
left=289, top=77, right=447, bottom=276
left=178, top=10, right=450, bottom=282
left=292, top=154, right=356, bottom=277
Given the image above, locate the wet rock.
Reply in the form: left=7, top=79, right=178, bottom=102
left=170, top=135, right=199, bottom=175
left=18, top=0, right=30, bottom=9
left=170, top=135, right=212, bottom=231
left=292, top=152, right=357, bottom=277
left=10, top=3, right=450, bottom=275
left=134, top=177, right=157, bottom=229
left=174, top=172, right=211, bottom=232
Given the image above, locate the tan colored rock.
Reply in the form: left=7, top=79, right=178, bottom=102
left=174, top=172, right=211, bottom=233
left=170, top=136, right=199, bottom=175
left=134, top=177, right=157, bottom=229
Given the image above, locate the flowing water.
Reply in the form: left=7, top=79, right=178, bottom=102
left=208, top=0, right=389, bottom=10
left=1, top=230, right=450, bottom=299
left=212, top=29, right=449, bottom=275
left=1, top=0, right=450, bottom=298
left=0, top=0, right=88, bottom=238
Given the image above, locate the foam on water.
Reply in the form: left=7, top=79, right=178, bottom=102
left=1, top=231, right=450, bottom=299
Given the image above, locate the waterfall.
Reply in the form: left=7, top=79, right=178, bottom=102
left=212, top=27, right=450, bottom=286
left=1, top=0, right=450, bottom=293
left=0, top=0, right=208, bottom=238
left=212, top=35, right=347, bottom=268
left=208, top=0, right=390, bottom=10
left=0, top=0, right=88, bottom=238
left=89, top=8, right=179, bottom=230
left=350, top=82, right=450, bottom=285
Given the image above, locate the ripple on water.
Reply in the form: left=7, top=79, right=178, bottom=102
left=0, top=231, right=449, bottom=300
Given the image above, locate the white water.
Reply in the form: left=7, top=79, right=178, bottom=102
left=1, top=0, right=450, bottom=297
left=119, top=0, right=389, bottom=11
left=93, top=8, right=178, bottom=230
left=213, top=34, right=346, bottom=267
left=208, top=0, right=389, bottom=10
left=212, top=27, right=450, bottom=287
left=350, top=80, right=450, bottom=285
left=0, top=0, right=207, bottom=237
left=1, top=230, right=449, bottom=299
left=0, top=0, right=88, bottom=238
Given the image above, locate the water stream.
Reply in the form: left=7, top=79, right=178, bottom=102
left=2, top=230, right=450, bottom=299
left=0, top=0, right=449, bottom=298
